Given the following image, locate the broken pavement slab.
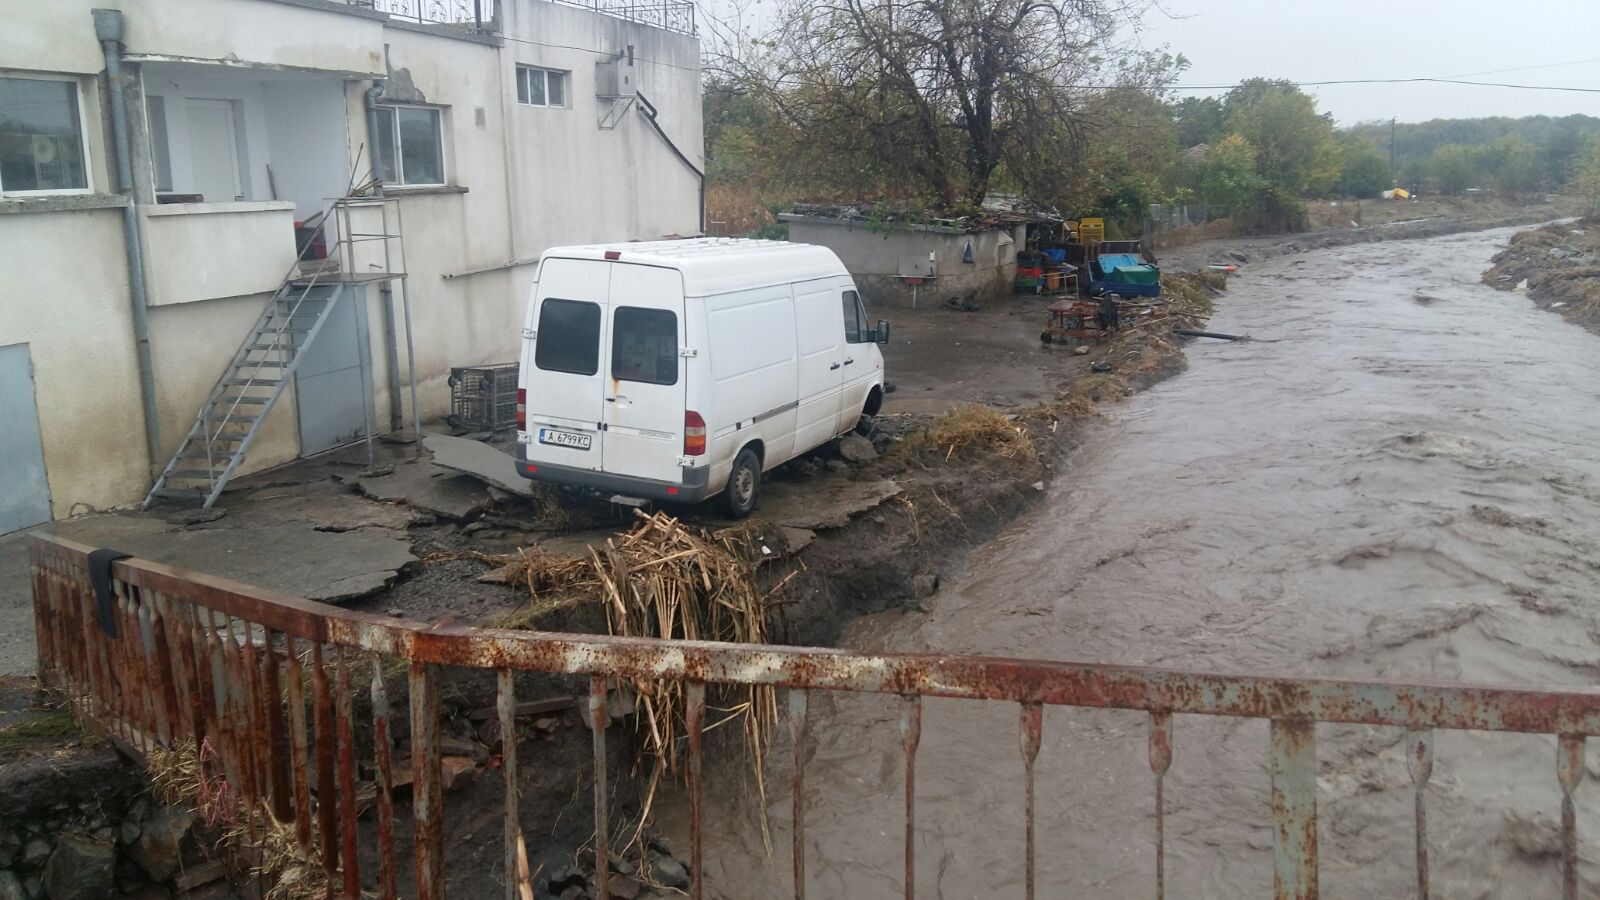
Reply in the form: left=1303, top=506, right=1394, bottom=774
left=753, top=476, right=902, bottom=531
left=424, top=432, right=532, bottom=497
left=39, top=515, right=414, bottom=604
left=357, top=459, right=493, bottom=521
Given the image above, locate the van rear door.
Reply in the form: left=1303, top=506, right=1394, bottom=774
left=523, top=258, right=609, bottom=471
left=601, top=264, right=686, bottom=484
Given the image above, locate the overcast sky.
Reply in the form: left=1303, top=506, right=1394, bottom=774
left=1132, top=0, right=1600, bottom=125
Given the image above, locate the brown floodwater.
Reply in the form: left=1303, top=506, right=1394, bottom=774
left=681, top=226, right=1600, bottom=898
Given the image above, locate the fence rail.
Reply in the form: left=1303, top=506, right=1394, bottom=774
left=27, top=531, right=1598, bottom=899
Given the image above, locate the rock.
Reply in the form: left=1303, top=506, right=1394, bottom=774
left=438, top=734, right=490, bottom=764
left=607, top=851, right=634, bottom=875
left=1090, top=361, right=1113, bottom=373
left=361, top=464, right=396, bottom=478
left=649, top=856, right=691, bottom=890
left=164, top=508, right=227, bottom=526
left=1031, top=481, right=1045, bottom=492
left=546, top=867, right=587, bottom=893
left=824, top=459, right=848, bottom=473
left=838, top=434, right=877, bottom=463
left=1072, top=345, right=1089, bottom=355
left=90, top=827, right=114, bottom=844
left=21, top=875, right=39, bottom=900
left=610, top=876, right=643, bottom=899
left=20, top=839, right=48, bottom=869
left=1227, top=251, right=1248, bottom=263
left=440, top=756, right=478, bottom=793
left=128, top=807, right=193, bottom=881
left=42, top=835, right=115, bottom=900
left=0, top=872, right=23, bottom=900
left=0, top=831, right=19, bottom=868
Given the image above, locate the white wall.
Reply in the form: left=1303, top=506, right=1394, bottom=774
left=0, top=0, right=705, bottom=518
left=261, top=78, right=351, bottom=218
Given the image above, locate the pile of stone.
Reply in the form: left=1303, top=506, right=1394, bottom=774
left=0, top=797, right=197, bottom=900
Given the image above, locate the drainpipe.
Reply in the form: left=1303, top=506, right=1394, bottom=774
left=365, top=80, right=405, bottom=433
left=93, top=9, right=162, bottom=477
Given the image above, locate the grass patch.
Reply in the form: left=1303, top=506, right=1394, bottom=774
left=926, top=404, right=1037, bottom=463
left=0, top=707, right=82, bottom=753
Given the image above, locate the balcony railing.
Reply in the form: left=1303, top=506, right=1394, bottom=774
left=349, top=0, right=696, bottom=35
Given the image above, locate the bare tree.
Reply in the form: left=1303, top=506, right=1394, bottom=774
left=722, top=0, right=1155, bottom=206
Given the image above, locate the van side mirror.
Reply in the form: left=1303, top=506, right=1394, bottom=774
left=875, top=320, right=890, bottom=345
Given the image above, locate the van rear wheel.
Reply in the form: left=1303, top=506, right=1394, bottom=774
left=719, top=447, right=762, bottom=519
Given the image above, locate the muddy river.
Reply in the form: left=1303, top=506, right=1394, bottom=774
left=685, top=227, right=1600, bottom=898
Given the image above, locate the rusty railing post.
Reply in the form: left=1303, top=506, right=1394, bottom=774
left=370, top=655, right=399, bottom=900
left=790, top=688, right=809, bottom=900
left=411, top=661, right=444, bottom=900
left=900, top=695, right=921, bottom=900
left=590, top=676, right=611, bottom=900
left=1405, top=728, right=1433, bottom=900
left=686, top=681, right=706, bottom=900
left=499, top=669, right=533, bottom=900
left=1148, top=711, right=1173, bottom=900
left=1558, top=733, right=1585, bottom=900
left=1269, top=719, right=1318, bottom=900
left=1020, top=703, right=1043, bottom=900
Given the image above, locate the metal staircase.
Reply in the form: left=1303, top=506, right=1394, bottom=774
left=142, top=195, right=413, bottom=510
left=144, top=278, right=346, bottom=508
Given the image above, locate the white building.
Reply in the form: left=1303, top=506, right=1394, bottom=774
left=0, top=0, right=704, bottom=530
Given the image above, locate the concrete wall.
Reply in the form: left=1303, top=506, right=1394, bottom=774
left=142, top=203, right=297, bottom=305
left=1, top=0, right=702, bottom=522
left=786, top=220, right=1019, bottom=309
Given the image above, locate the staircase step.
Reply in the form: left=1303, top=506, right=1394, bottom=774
left=239, top=360, right=290, bottom=368
left=212, top=395, right=270, bottom=405
left=166, top=468, right=221, bottom=480
left=245, top=343, right=296, bottom=351
left=225, top=378, right=283, bottom=386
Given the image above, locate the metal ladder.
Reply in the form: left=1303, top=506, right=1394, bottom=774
left=143, top=277, right=346, bottom=509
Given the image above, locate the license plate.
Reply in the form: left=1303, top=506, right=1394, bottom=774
left=538, top=428, right=592, bottom=450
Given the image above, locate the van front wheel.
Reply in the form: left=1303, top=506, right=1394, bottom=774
left=719, top=447, right=762, bottom=519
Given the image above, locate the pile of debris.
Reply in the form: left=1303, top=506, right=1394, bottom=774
left=1483, top=221, right=1600, bottom=331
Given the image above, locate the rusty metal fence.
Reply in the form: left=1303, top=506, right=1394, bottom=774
left=28, top=532, right=1600, bottom=899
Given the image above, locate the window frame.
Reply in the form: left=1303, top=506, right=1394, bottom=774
left=534, top=298, right=603, bottom=376
left=374, top=102, right=447, bottom=187
left=0, top=71, right=93, bottom=197
left=515, top=66, right=570, bottom=109
left=842, top=290, right=871, bottom=344
left=610, top=306, right=680, bottom=386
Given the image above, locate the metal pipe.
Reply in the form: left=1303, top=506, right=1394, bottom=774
left=365, top=80, right=405, bottom=433
left=93, top=8, right=162, bottom=478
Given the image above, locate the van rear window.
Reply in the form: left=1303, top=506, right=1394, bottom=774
left=612, top=307, right=678, bottom=386
left=535, top=299, right=601, bottom=375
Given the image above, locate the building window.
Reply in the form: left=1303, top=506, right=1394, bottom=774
left=0, top=75, right=89, bottom=195
left=516, top=67, right=567, bottom=108
left=373, top=104, right=445, bottom=186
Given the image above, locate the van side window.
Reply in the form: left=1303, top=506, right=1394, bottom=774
left=612, top=307, right=678, bottom=385
left=842, top=290, right=868, bottom=343
left=534, top=299, right=601, bottom=375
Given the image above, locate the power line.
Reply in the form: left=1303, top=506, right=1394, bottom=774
left=1167, top=77, right=1600, bottom=95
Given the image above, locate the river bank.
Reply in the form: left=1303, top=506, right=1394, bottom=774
left=1483, top=218, right=1600, bottom=333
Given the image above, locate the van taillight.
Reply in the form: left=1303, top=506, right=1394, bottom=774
left=684, top=410, right=706, bottom=456
left=516, top=388, right=526, bottom=429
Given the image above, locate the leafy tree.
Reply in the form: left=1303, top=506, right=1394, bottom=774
left=1570, top=135, right=1600, bottom=216
left=1200, top=133, right=1263, bottom=216
left=1427, top=144, right=1480, bottom=195
left=1172, top=95, right=1225, bottom=149
left=1489, top=136, right=1542, bottom=195
left=1223, top=78, right=1342, bottom=197
left=1333, top=133, right=1392, bottom=197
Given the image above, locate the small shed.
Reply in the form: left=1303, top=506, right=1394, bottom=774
left=779, top=198, right=1061, bottom=309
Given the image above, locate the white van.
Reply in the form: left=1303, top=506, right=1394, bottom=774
left=516, top=238, right=889, bottom=518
